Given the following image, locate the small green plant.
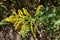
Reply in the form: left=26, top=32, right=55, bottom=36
left=35, top=6, right=60, bottom=33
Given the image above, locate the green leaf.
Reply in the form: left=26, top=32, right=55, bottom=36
left=0, top=22, right=10, bottom=26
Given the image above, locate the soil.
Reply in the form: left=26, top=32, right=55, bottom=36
left=0, top=24, right=60, bottom=40
left=0, top=25, right=21, bottom=40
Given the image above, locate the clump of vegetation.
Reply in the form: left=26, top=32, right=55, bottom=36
left=0, top=0, right=60, bottom=40
left=2, top=5, right=60, bottom=39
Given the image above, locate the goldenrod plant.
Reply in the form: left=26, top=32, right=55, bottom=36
left=2, top=5, right=60, bottom=39
left=2, top=5, right=43, bottom=38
